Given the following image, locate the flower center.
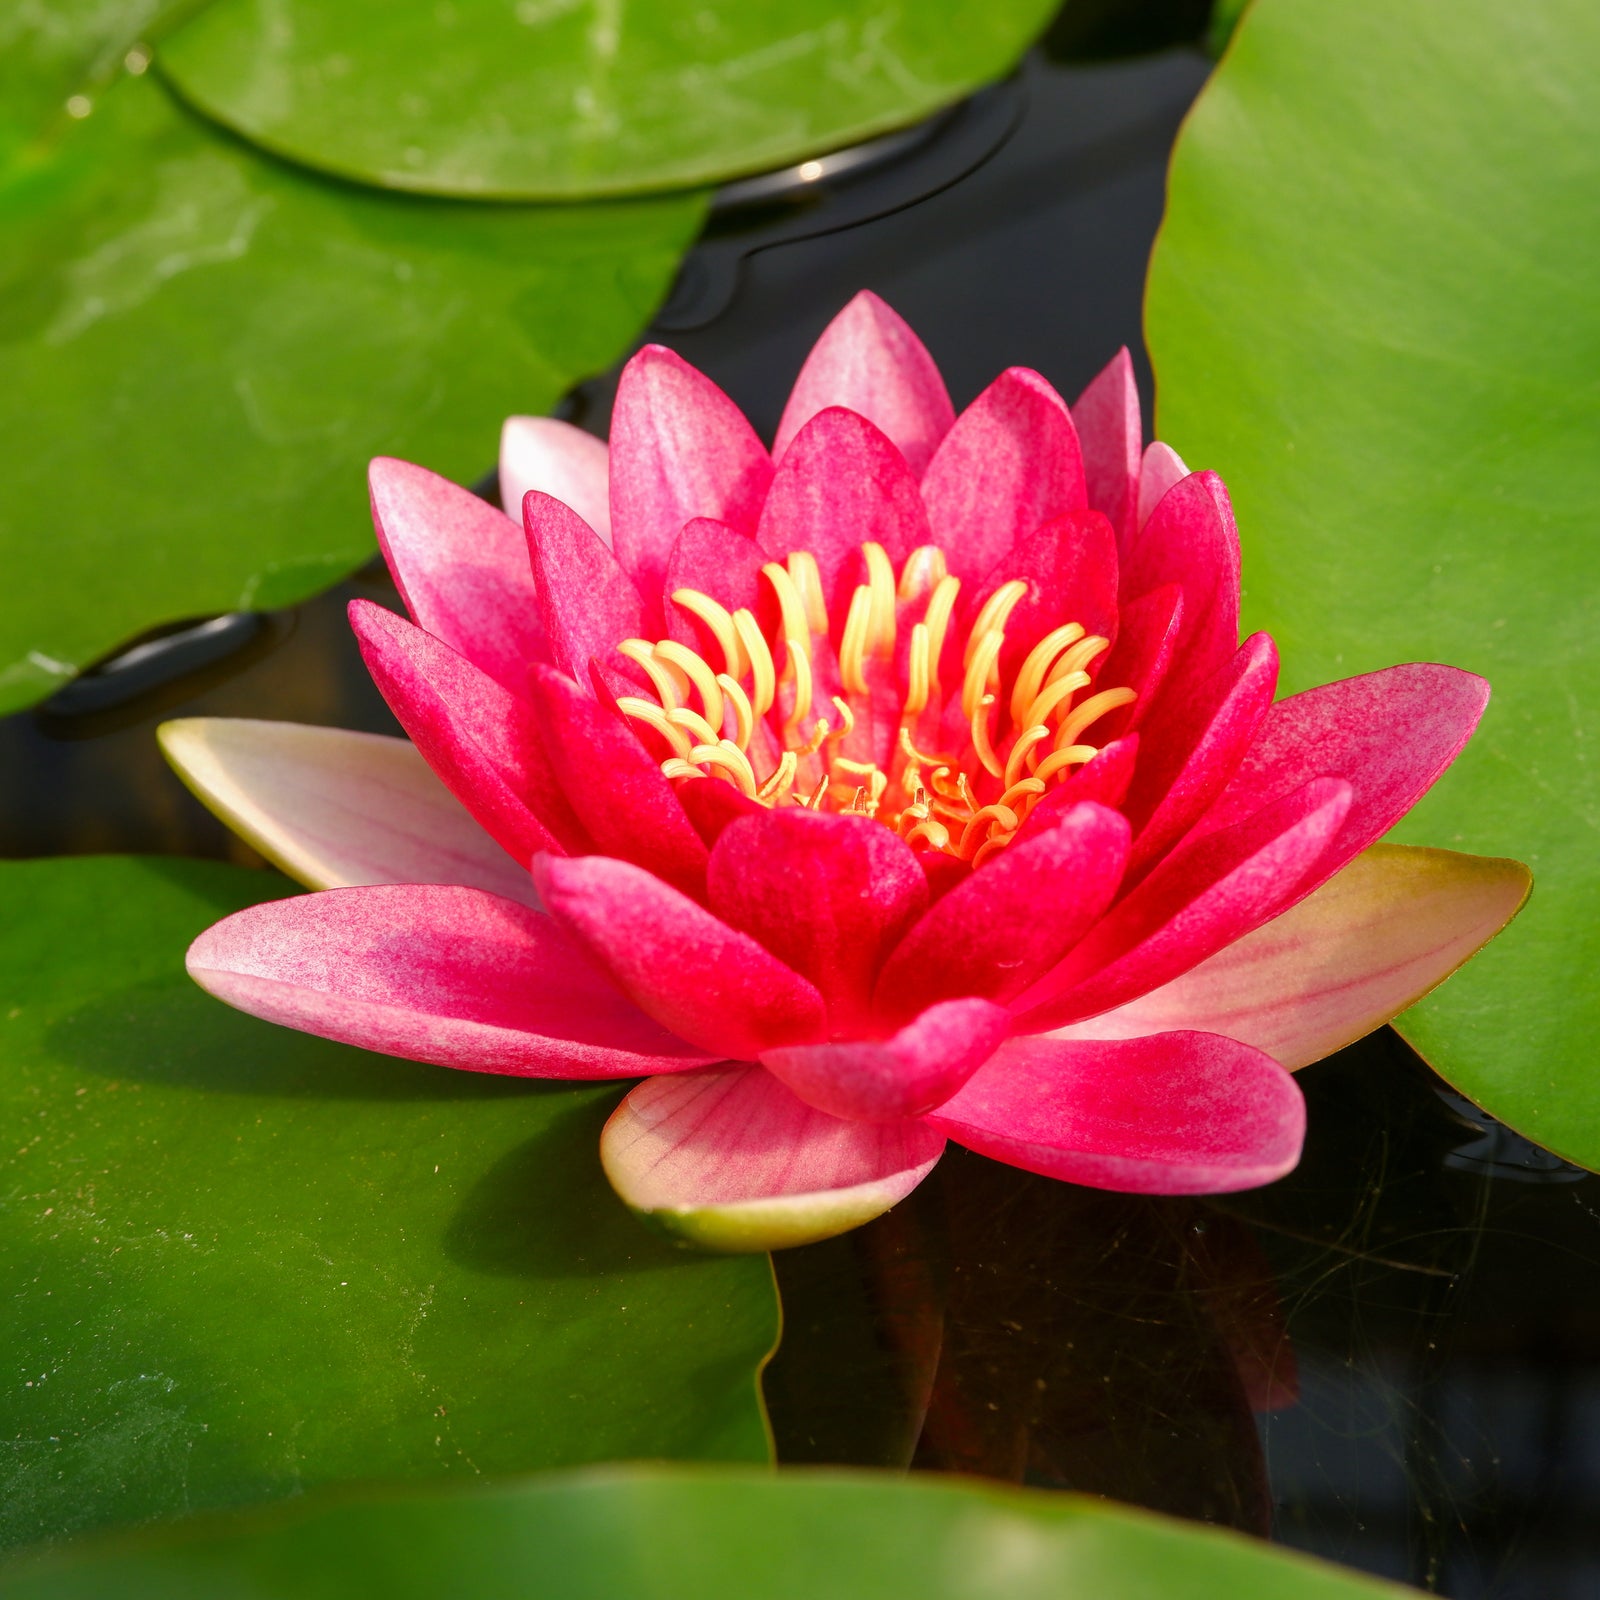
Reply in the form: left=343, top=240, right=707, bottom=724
left=615, top=541, right=1134, bottom=865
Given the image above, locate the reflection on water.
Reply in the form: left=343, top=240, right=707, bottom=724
left=2, top=33, right=1596, bottom=1600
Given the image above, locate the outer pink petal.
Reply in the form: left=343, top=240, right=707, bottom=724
left=756, top=407, right=929, bottom=607
left=677, top=775, right=765, bottom=848
left=534, top=854, right=826, bottom=1060
left=773, top=291, right=955, bottom=477
left=1136, top=441, right=1190, bottom=531
left=351, top=601, right=586, bottom=866
left=1017, top=777, right=1353, bottom=1028
left=1012, top=736, right=1140, bottom=845
left=524, top=490, right=647, bottom=681
left=368, top=457, right=545, bottom=697
left=1122, top=631, right=1280, bottom=878
left=926, top=1031, right=1305, bottom=1194
left=761, top=998, right=1010, bottom=1123
left=187, top=885, right=716, bottom=1078
left=1058, top=844, right=1531, bottom=1070
left=529, top=666, right=709, bottom=897
left=1120, top=469, right=1240, bottom=689
left=707, top=808, right=926, bottom=1032
left=608, top=345, right=772, bottom=599
left=600, top=1065, right=945, bottom=1251
left=159, top=718, right=537, bottom=905
left=499, top=416, right=612, bottom=546
left=1096, top=582, right=1183, bottom=742
left=1196, top=664, right=1490, bottom=880
left=920, top=367, right=1088, bottom=586
left=1072, top=347, right=1141, bottom=550
left=875, top=802, right=1131, bottom=1020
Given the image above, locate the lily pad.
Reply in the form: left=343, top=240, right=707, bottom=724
left=0, top=1466, right=1412, bottom=1598
left=0, top=68, right=703, bottom=716
left=0, top=856, right=776, bottom=1553
left=155, top=0, right=1059, bottom=199
left=1145, top=0, right=1600, bottom=1166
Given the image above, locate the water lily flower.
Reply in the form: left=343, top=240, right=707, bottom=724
left=162, top=292, right=1529, bottom=1252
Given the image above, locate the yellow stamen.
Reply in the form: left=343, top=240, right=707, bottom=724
left=863, top=541, right=897, bottom=653
left=783, top=638, right=814, bottom=730
left=1054, top=633, right=1111, bottom=680
left=1010, top=622, right=1085, bottom=726
left=619, top=638, right=682, bottom=709
left=1055, top=686, right=1136, bottom=749
left=691, top=740, right=759, bottom=797
left=762, top=562, right=810, bottom=653
left=758, top=750, right=799, bottom=802
left=1033, top=745, right=1098, bottom=784
left=829, top=695, right=856, bottom=745
left=671, top=589, right=745, bottom=677
left=970, top=693, right=1003, bottom=779
left=654, top=639, right=724, bottom=731
left=1020, top=669, right=1091, bottom=731
left=965, top=580, right=1028, bottom=668
left=897, top=544, right=948, bottom=601
left=970, top=833, right=1013, bottom=869
left=787, top=551, right=828, bottom=634
left=997, top=776, right=1047, bottom=811
left=1003, top=724, right=1052, bottom=788
left=904, top=818, right=952, bottom=852
left=921, top=575, right=961, bottom=680
left=961, top=629, right=1004, bottom=722
left=662, top=757, right=705, bottom=781
left=733, top=609, right=775, bottom=718
left=802, top=774, right=830, bottom=810
left=717, top=673, right=754, bottom=749
left=838, top=586, right=874, bottom=696
left=617, top=697, right=695, bottom=759
left=904, top=622, right=932, bottom=717
left=667, top=705, right=720, bottom=746
left=959, top=804, right=1019, bottom=857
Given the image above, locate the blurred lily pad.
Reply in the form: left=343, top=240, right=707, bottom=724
left=0, top=856, right=776, bottom=1553
left=0, top=69, right=703, bottom=715
left=1146, top=0, right=1600, bottom=1164
left=0, top=1465, right=1413, bottom=1598
left=155, top=0, right=1058, bottom=199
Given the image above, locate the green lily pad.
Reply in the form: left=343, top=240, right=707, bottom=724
left=155, top=0, right=1059, bottom=200
left=0, top=1466, right=1412, bottom=1598
left=1145, top=0, right=1600, bottom=1165
left=0, top=857, right=776, bottom=1553
left=0, top=69, right=703, bottom=716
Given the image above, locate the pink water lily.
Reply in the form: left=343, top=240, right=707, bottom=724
left=162, top=292, right=1529, bottom=1252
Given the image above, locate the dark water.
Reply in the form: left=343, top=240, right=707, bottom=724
left=3, top=24, right=1597, bottom=1599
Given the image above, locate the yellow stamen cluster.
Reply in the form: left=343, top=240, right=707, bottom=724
left=615, top=542, right=1134, bottom=864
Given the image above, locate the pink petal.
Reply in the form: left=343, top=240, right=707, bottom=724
left=676, top=775, right=765, bottom=848
left=920, top=368, right=1088, bottom=586
left=707, top=808, right=927, bottom=1032
left=524, top=490, right=647, bottom=680
left=1096, top=582, right=1183, bottom=740
left=534, top=854, right=826, bottom=1060
left=368, top=457, right=545, bottom=697
left=1196, top=664, right=1490, bottom=881
left=1011, top=736, right=1140, bottom=846
left=529, top=666, right=709, bottom=897
left=662, top=518, right=771, bottom=658
left=600, top=1065, right=945, bottom=1251
left=159, top=718, right=537, bottom=905
left=773, top=291, right=955, bottom=477
left=1059, top=843, right=1530, bottom=1070
left=927, top=1031, right=1305, bottom=1194
left=761, top=998, right=1010, bottom=1122
left=1122, top=632, right=1280, bottom=878
left=499, top=416, right=612, bottom=546
left=188, top=884, right=715, bottom=1078
left=756, top=407, right=929, bottom=607
left=608, top=345, right=772, bottom=599
left=1136, top=440, right=1190, bottom=531
left=976, top=508, right=1119, bottom=686
left=1120, top=470, right=1240, bottom=689
left=1017, top=777, right=1352, bottom=1028
left=1071, top=347, right=1141, bottom=549
left=875, top=802, right=1131, bottom=1021
left=350, top=601, right=585, bottom=866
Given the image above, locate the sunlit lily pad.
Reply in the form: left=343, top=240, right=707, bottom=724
left=0, top=857, right=776, bottom=1553
left=0, top=1466, right=1414, bottom=1597
left=1146, top=0, right=1600, bottom=1164
left=0, top=69, right=703, bottom=715
left=155, top=0, right=1059, bottom=199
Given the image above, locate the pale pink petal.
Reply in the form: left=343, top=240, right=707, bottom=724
left=1056, top=844, right=1530, bottom=1070
left=707, top=808, right=926, bottom=1033
left=350, top=601, right=586, bottom=866
left=608, top=345, right=772, bottom=599
left=756, top=407, right=929, bottom=607
left=530, top=666, right=709, bottom=897
left=1072, top=347, right=1141, bottom=548
left=188, top=885, right=715, bottom=1077
left=926, top=1031, right=1304, bottom=1194
left=600, top=1065, right=945, bottom=1251
left=1017, top=777, right=1353, bottom=1028
left=524, top=490, right=647, bottom=680
left=499, top=416, right=611, bottom=545
left=1196, top=664, right=1490, bottom=881
left=761, top=998, right=1009, bottom=1122
left=875, top=803, right=1131, bottom=1020
left=1120, top=469, right=1240, bottom=689
left=534, top=853, right=826, bottom=1060
left=1136, top=441, right=1190, bottom=531
left=368, top=457, right=545, bottom=696
left=773, top=290, right=955, bottom=477
left=159, top=718, right=537, bottom=905
left=921, top=368, right=1087, bottom=586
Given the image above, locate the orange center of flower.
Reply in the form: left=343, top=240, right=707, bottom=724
left=615, top=541, right=1134, bottom=866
